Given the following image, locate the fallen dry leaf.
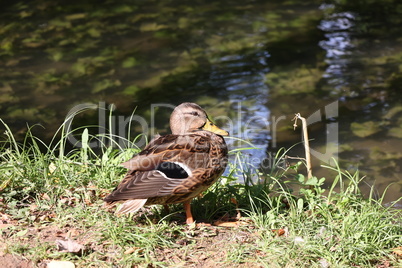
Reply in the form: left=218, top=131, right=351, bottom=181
left=213, top=220, right=240, bottom=227
left=66, top=229, right=80, bottom=238
left=56, top=239, right=84, bottom=254
left=124, top=247, right=141, bottom=254
left=0, top=212, right=13, bottom=223
left=318, top=258, right=330, bottom=268
left=29, top=203, right=38, bottom=211
left=41, top=192, right=51, bottom=200
left=48, top=163, right=57, bottom=174
left=271, top=229, right=286, bottom=236
left=392, top=246, right=402, bottom=257
left=376, top=260, right=391, bottom=268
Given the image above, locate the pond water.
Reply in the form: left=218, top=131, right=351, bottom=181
left=1, top=0, right=402, bottom=203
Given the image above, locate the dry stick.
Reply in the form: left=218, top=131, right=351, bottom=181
left=292, top=113, right=313, bottom=179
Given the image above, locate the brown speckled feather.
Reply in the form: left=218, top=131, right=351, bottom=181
left=103, top=102, right=228, bottom=221
left=104, top=131, right=227, bottom=211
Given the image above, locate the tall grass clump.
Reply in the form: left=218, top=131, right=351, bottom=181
left=0, top=117, right=133, bottom=213
left=0, top=116, right=188, bottom=266
left=243, top=159, right=402, bottom=267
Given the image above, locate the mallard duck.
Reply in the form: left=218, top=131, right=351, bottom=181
left=104, top=102, right=228, bottom=224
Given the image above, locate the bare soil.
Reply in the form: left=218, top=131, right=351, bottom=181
left=1, top=213, right=265, bottom=268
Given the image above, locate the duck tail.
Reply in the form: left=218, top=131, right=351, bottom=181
left=114, top=199, right=147, bottom=215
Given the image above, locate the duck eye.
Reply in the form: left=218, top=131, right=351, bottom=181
left=190, top=111, right=199, bottom=116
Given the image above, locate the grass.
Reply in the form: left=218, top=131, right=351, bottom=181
left=0, top=118, right=401, bottom=268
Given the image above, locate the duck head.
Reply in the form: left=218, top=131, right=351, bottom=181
left=170, top=102, right=229, bottom=136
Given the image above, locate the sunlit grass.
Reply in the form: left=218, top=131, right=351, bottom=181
left=0, top=118, right=400, bottom=267
left=246, top=168, right=402, bottom=267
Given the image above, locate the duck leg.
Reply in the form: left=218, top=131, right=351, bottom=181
left=183, top=200, right=194, bottom=224
left=163, top=204, right=170, bottom=214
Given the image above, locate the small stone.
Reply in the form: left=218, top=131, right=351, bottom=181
left=47, top=260, right=75, bottom=268
left=293, top=236, right=305, bottom=244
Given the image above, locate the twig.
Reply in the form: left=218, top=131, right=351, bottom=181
left=285, top=156, right=306, bottom=161
left=292, top=113, right=313, bottom=179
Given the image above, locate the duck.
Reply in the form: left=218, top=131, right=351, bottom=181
left=104, top=102, right=228, bottom=224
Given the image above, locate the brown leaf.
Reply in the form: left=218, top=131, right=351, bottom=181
left=41, top=193, right=51, bottom=200
left=0, top=212, right=13, bottom=223
left=66, top=229, right=80, bottom=238
left=213, top=221, right=240, bottom=227
left=393, top=246, right=402, bottom=257
left=124, top=247, right=141, bottom=254
left=29, top=203, right=38, bottom=211
left=271, top=229, right=286, bottom=236
left=276, top=226, right=289, bottom=237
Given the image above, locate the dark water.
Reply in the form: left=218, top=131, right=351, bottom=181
left=1, top=0, right=402, bottom=203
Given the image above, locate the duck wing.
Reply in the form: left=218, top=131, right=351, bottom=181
left=104, top=134, right=211, bottom=203
left=104, top=163, right=191, bottom=202
left=121, top=133, right=210, bottom=170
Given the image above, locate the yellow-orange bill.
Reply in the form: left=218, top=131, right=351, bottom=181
left=202, top=119, right=229, bottom=136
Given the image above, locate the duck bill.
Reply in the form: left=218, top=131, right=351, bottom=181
left=202, top=119, right=229, bottom=136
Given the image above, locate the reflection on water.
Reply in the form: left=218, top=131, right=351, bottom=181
left=1, top=0, right=402, bottom=203
left=319, top=4, right=356, bottom=91
left=210, top=52, right=271, bottom=163
left=315, top=2, right=402, bottom=203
